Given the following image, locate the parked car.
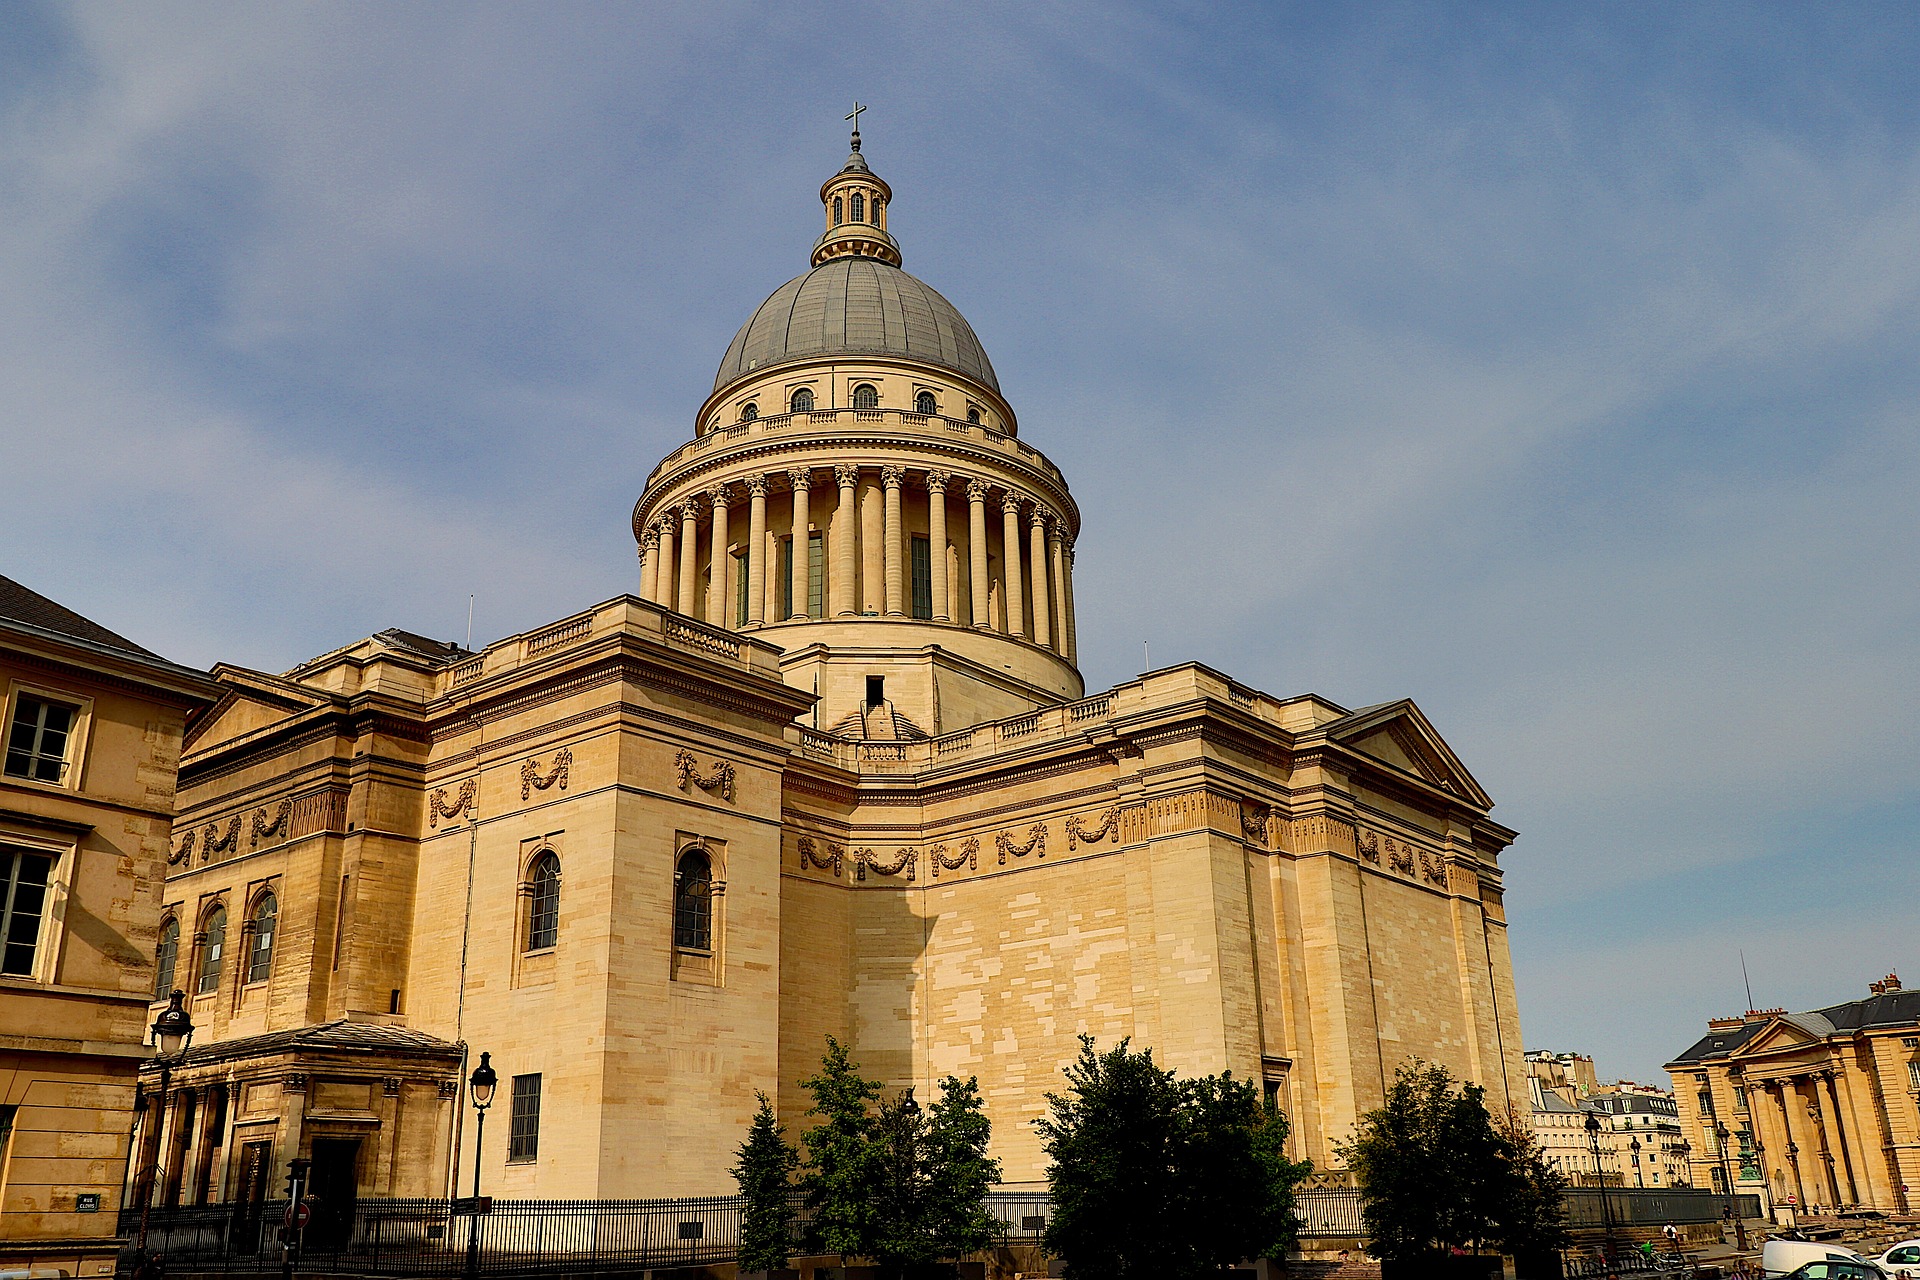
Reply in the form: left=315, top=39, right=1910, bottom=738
left=1778, top=1263, right=1890, bottom=1280
left=1763, top=1238, right=1882, bottom=1278
left=1873, top=1241, right=1920, bottom=1279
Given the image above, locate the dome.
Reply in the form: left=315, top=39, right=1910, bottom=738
left=713, top=256, right=999, bottom=396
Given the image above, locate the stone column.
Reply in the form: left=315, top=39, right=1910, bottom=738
left=1834, top=1056, right=1892, bottom=1209
left=677, top=499, right=700, bottom=617
left=706, top=485, right=730, bottom=626
left=746, top=476, right=768, bottom=625
left=1049, top=525, right=1069, bottom=655
left=639, top=527, right=658, bottom=602
left=1063, top=538, right=1079, bottom=663
left=833, top=465, right=859, bottom=617
left=1001, top=494, right=1025, bottom=637
left=1775, top=1080, right=1809, bottom=1210
left=1028, top=508, right=1052, bottom=649
left=1820, top=1070, right=1860, bottom=1205
left=860, top=473, right=884, bottom=615
left=656, top=518, right=676, bottom=614
left=926, top=471, right=950, bottom=621
left=787, top=468, right=811, bottom=620
left=882, top=465, right=907, bottom=616
left=967, top=479, right=991, bottom=629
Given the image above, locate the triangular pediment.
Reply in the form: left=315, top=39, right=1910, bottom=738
left=184, top=667, right=332, bottom=753
left=1318, top=700, right=1493, bottom=809
left=1730, top=1017, right=1827, bottom=1059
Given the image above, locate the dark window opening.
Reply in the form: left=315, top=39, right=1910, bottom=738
left=0, top=847, right=53, bottom=977
left=673, top=850, right=712, bottom=952
left=910, top=536, right=932, bottom=620
left=526, top=852, right=560, bottom=951
left=246, top=893, right=276, bottom=984
left=508, top=1074, right=542, bottom=1162
left=739, top=402, right=758, bottom=421
left=154, top=916, right=180, bottom=997
left=914, top=390, right=937, bottom=415
left=866, top=676, right=885, bottom=707
left=790, top=387, right=814, bottom=413
left=851, top=383, right=879, bottom=411
left=197, top=905, right=227, bottom=994
left=5, top=694, right=76, bottom=783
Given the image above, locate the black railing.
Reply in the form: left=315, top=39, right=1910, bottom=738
left=118, top=1190, right=1053, bottom=1276
left=1564, top=1186, right=1762, bottom=1227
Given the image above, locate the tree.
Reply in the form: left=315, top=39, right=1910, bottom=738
left=923, top=1075, right=1003, bottom=1262
left=798, top=1037, right=884, bottom=1263
left=1343, top=1059, right=1562, bottom=1265
left=1492, top=1109, right=1570, bottom=1260
left=1036, top=1037, right=1312, bottom=1280
left=732, top=1092, right=799, bottom=1272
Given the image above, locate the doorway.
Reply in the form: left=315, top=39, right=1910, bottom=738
left=307, top=1138, right=362, bottom=1249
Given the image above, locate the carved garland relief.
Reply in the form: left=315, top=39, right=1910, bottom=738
left=674, top=749, right=736, bottom=803
left=429, top=778, right=478, bottom=828
left=520, top=747, right=572, bottom=801
left=930, top=838, right=979, bottom=878
left=1064, top=807, right=1121, bottom=851
left=995, top=823, right=1047, bottom=864
left=250, top=799, right=292, bottom=847
left=1356, top=826, right=1449, bottom=887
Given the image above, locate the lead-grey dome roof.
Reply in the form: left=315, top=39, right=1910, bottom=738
left=714, top=256, right=999, bottom=395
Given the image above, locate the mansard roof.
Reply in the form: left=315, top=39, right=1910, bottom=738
left=1666, top=989, right=1920, bottom=1069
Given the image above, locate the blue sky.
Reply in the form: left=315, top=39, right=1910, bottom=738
left=4, top=3, right=1917, bottom=1085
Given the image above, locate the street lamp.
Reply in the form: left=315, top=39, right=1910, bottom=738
left=1586, top=1112, right=1616, bottom=1259
left=136, top=990, right=195, bottom=1253
left=465, top=1052, right=497, bottom=1280
left=1715, top=1122, right=1748, bottom=1252
left=1678, top=1138, right=1693, bottom=1188
left=1631, top=1137, right=1643, bottom=1187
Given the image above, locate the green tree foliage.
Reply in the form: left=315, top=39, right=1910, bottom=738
left=1342, top=1060, right=1566, bottom=1264
left=1036, top=1037, right=1312, bottom=1280
left=1492, top=1108, right=1570, bottom=1258
left=797, top=1039, right=1003, bottom=1278
left=799, top=1037, right=884, bottom=1262
left=732, top=1092, right=799, bottom=1271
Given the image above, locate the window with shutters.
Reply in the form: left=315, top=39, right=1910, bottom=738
left=911, top=536, right=932, bottom=620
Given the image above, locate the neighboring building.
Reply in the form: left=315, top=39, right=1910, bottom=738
left=0, top=576, right=216, bottom=1276
left=1666, top=976, right=1920, bottom=1215
left=1527, top=1050, right=1687, bottom=1189
left=142, top=130, right=1530, bottom=1212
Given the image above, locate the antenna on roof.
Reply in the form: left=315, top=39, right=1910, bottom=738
left=466, top=594, right=475, bottom=652
left=1740, top=949, right=1755, bottom=1013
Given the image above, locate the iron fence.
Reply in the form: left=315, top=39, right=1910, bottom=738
left=1564, top=1186, right=1762, bottom=1228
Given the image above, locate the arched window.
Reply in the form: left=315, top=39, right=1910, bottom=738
left=850, top=192, right=865, bottom=223
left=673, top=849, right=711, bottom=951
left=915, top=390, right=937, bottom=415
left=526, top=851, right=560, bottom=951
left=967, top=407, right=981, bottom=425
left=872, top=198, right=884, bottom=225
left=197, top=905, right=227, bottom=995
left=789, top=387, right=814, bottom=413
left=851, top=383, right=879, bottom=411
left=832, top=196, right=843, bottom=226
left=153, top=917, right=179, bottom=998
left=246, top=893, right=277, bottom=984
left=739, top=402, right=758, bottom=422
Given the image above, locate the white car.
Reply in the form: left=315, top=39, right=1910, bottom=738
left=1875, top=1241, right=1920, bottom=1279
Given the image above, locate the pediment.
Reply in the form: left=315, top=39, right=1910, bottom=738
left=1731, top=1019, right=1823, bottom=1059
left=184, top=668, right=332, bottom=753
left=1320, top=700, right=1493, bottom=809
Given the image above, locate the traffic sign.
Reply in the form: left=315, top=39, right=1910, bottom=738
left=284, top=1201, right=310, bottom=1230
left=451, top=1197, right=494, bottom=1216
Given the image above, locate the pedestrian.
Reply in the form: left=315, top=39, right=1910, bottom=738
left=1664, top=1221, right=1680, bottom=1249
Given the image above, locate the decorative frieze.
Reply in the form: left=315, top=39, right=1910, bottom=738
left=429, top=778, right=477, bottom=828
left=520, top=747, right=572, bottom=801
left=200, top=816, right=241, bottom=863
left=1065, top=806, right=1121, bottom=851
left=855, top=847, right=917, bottom=881
left=797, top=836, right=844, bottom=876
left=930, top=838, right=979, bottom=878
left=674, top=749, right=736, bottom=803
left=251, top=798, right=292, bottom=847
left=996, top=822, right=1047, bottom=864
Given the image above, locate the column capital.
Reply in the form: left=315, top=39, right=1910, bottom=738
left=1001, top=492, right=1025, bottom=516
left=704, top=483, right=730, bottom=507
left=925, top=469, right=951, bottom=492
left=834, top=463, right=861, bottom=489
left=786, top=467, right=812, bottom=491
left=1028, top=506, right=1051, bottom=530
left=880, top=464, right=907, bottom=489
left=745, top=474, right=769, bottom=498
left=640, top=527, right=660, bottom=550
left=966, top=477, right=991, bottom=502
left=681, top=497, right=705, bottom=519
left=1049, top=522, right=1068, bottom=547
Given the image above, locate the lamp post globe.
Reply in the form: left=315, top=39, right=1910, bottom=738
left=470, top=1052, right=497, bottom=1112
left=465, top=1051, right=497, bottom=1279
left=135, top=990, right=195, bottom=1253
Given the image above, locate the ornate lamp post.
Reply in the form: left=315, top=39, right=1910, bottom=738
left=136, top=990, right=195, bottom=1253
left=1715, top=1122, right=1748, bottom=1252
left=464, top=1052, right=497, bottom=1280
left=1586, top=1112, right=1616, bottom=1258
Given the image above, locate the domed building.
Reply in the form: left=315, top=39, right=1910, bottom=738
left=142, top=131, right=1526, bottom=1220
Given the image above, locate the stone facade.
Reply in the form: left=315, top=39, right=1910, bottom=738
left=1667, top=978, right=1920, bottom=1216
left=0, top=576, right=217, bottom=1276
left=142, top=134, right=1529, bottom=1210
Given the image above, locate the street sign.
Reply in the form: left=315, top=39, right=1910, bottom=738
left=284, top=1201, right=311, bottom=1230
left=451, top=1197, right=494, bottom=1216
left=75, top=1193, right=100, bottom=1213
left=1786, top=1194, right=1798, bottom=1205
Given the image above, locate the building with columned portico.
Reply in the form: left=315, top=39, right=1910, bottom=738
left=138, top=128, right=1530, bottom=1216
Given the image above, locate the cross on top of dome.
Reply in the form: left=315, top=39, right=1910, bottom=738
left=816, top=109, right=899, bottom=267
